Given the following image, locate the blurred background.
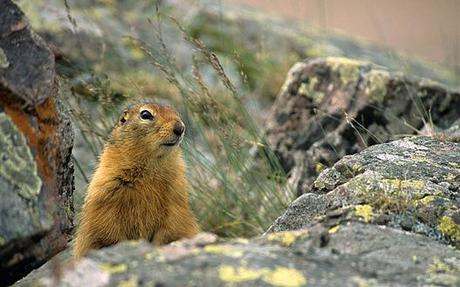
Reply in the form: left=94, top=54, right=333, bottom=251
left=229, top=0, right=460, bottom=70
left=13, top=0, right=460, bottom=238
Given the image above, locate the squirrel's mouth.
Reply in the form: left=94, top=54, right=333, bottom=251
left=161, top=137, right=182, bottom=147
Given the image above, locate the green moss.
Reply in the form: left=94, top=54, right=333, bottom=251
left=438, top=216, right=460, bottom=242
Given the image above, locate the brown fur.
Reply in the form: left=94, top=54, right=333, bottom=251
left=74, top=102, right=199, bottom=258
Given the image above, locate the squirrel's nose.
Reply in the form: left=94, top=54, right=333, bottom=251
left=173, top=121, right=185, bottom=136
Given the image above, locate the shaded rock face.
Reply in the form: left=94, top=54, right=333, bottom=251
left=0, top=0, right=74, bottom=285
left=266, top=57, right=460, bottom=195
left=268, top=137, right=460, bottom=248
left=15, top=227, right=460, bottom=286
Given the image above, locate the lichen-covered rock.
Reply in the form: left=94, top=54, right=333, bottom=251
left=267, top=136, right=460, bottom=249
left=0, top=0, right=74, bottom=285
left=15, top=227, right=460, bottom=287
left=15, top=137, right=460, bottom=287
left=266, top=57, right=460, bottom=194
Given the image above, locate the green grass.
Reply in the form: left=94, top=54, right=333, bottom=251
left=63, top=5, right=293, bottom=238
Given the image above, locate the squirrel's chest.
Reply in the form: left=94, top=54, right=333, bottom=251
left=108, top=189, right=170, bottom=239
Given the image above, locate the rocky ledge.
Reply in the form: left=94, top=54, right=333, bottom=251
left=16, top=137, right=460, bottom=287
left=266, top=57, right=460, bottom=195
left=0, top=0, right=74, bottom=285
left=268, top=137, right=460, bottom=248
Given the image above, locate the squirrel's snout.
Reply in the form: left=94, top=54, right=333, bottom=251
left=173, top=121, right=185, bottom=136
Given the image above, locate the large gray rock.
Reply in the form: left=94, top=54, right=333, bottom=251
left=14, top=136, right=460, bottom=287
left=266, top=57, right=460, bottom=195
left=0, top=0, right=74, bottom=285
left=15, top=226, right=460, bottom=287
left=267, top=136, right=460, bottom=249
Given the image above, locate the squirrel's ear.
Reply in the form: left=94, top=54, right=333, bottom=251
left=119, top=110, right=129, bottom=125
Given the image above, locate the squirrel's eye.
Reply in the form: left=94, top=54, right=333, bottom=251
left=140, top=110, right=154, bottom=120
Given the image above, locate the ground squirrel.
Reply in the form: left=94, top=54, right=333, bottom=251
left=74, top=101, right=200, bottom=258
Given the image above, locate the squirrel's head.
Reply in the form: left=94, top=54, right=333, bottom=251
left=109, top=101, right=185, bottom=158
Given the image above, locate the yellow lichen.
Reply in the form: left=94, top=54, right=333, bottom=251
left=417, top=195, right=437, bottom=205
left=262, top=267, right=307, bottom=287
left=354, top=205, right=374, bottom=222
left=326, top=57, right=363, bottom=85
left=297, top=77, right=324, bottom=104
left=204, top=245, right=243, bottom=258
left=438, top=216, right=460, bottom=241
left=118, top=277, right=138, bottom=287
left=218, top=265, right=267, bottom=283
left=326, top=57, right=364, bottom=66
left=427, top=257, right=453, bottom=274
left=144, top=252, right=156, bottom=260
left=328, top=225, right=340, bottom=234
left=233, top=238, right=250, bottom=244
left=363, top=70, right=388, bottom=103
left=267, top=231, right=306, bottom=247
left=218, top=265, right=307, bottom=287
left=350, top=276, right=377, bottom=287
left=315, top=162, right=326, bottom=174
left=99, top=263, right=127, bottom=273
left=351, top=164, right=363, bottom=173
left=0, top=48, right=9, bottom=69
left=410, top=156, right=430, bottom=163
left=297, top=82, right=309, bottom=96
left=446, top=173, right=456, bottom=181
left=426, top=257, right=460, bottom=286
left=381, top=179, right=425, bottom=190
